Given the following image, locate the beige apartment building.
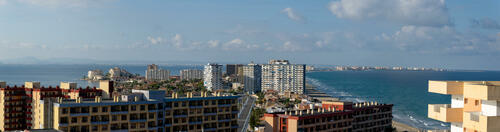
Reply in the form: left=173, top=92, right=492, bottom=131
left=428, top=81, right=500, bottom=132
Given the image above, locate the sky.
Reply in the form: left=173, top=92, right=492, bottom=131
left=0, top=0, right=499, bottom=70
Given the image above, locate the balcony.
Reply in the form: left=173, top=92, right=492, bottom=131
left=428, top=81, right=463, bottom=95
left=461, top=112, right=500, bottom=132
left=463, top=84, right=500, bottom=100
left=428, top=104, right=463, bottom=122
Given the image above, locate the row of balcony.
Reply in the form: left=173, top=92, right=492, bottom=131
left=428, top=81, right=500, bottom=100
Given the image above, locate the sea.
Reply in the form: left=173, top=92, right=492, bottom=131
left=307, top=71, right=500, bottom=130
left=1, top=64, right=499, bottom=130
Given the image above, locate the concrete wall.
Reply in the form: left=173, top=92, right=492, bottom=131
left=481, top=100, right=499, bottom=116
left=451, top=122, right=463, bottom=132
left=451, top=95, right=464, bottom=108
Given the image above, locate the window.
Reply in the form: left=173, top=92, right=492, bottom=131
left=112, top=115, right=118, bottom=121
left=82, top=117, right=88, bottom=123
left=92, top=107, right=98, bottom=113
left=131, top=106, right=136, bottom=111
left=140, top=105, right=146, bottom=110
left=71, top=117, right=77, bottom=123
left=102, top=107, right=108, bottom=112
left=475, top=100, right=479, bottom=106
left=121, top=115, right=127, bottom=120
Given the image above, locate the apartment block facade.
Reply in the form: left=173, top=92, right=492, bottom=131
left=0, top=81, right=111, bottom=131
left=263, top=101, right=393, bottom=132
left=146, top=64, right=170, bottom=81
left=180, top=69, right=203, bottom=80
left=243, top=63, right=261, bottom=94
left=428, top=81, right=500, bottom=132
left=261, top=60, right=305, bottom=94
left=37, top=90, right=239, bottom=132
left=204, top=63, right=224, bottom=91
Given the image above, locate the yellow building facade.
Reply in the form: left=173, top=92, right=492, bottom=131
left=428, top=81, right=500, bottom=132
left=35, top=90, right=239, bottom=132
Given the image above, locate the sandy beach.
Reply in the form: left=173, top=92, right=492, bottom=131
left=393, top=121, right=423, bottom=132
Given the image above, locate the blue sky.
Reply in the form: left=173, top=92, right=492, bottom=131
left=0, top=0, right=499, bottom=70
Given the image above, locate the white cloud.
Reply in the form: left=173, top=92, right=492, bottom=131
left=378, top=25, right=500, bottom=54
left=221, top=38, right=260, bottom=51
left=172, top=34, right=183, bottom=48
left=281, top=7, right=305, bottom=23
left=147, top=36, right=165, bottom=45
left=282, top=41, right=301, bottom=52
left=207, top=40, right=219, bottom=48
left=329, top=0, right=450, bottom=26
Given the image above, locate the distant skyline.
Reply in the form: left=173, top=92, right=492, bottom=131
left=0, top=0, right=499, bottom=70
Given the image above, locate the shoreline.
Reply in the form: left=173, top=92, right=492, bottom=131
left=305, top=81, right=423, bottom=132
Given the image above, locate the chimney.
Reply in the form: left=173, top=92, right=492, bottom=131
left=95, top=96, right=101, bottom=103
left=134, top=96, right=140, bottom=102
left=113, top=96, right=120, bottom=102
left=76, top=97, right=81, bottom=103
left=0, top=81, right=6, bottom=88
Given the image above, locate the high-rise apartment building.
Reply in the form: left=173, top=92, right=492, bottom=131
left=180, top=69, right=203, bottom=80
left=243, top=63, right=261, bottom=94
left=261, top=60, right=306, bottom=94
left=0, top=81, right=110, bottom=131
left=428, top=81, right=500, bottom=132
left=146, top=64, right=170, bottom=81
left=226, top=64, right=243, bottom=77
left=263, top=100, right=393, bottom=132
left=204, top=63, right=223, bottom=91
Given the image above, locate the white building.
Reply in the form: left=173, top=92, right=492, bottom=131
left=243, top=62, right=261, bottom=94
left=261, top=60, right=305, bottom=94
left=145, top=64, right=170, bottom=81
left=204, top=63, right=223, bottom=91
left=109, top=67, right=132, bottom=78
left=87, top=70, right=103, bottom=80
left=180, top=69, right=203, bottom=80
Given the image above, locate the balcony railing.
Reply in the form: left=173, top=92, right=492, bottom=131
left=428, top=81, right=463, bottom=95
left=428, top=104, right=463, bottom=122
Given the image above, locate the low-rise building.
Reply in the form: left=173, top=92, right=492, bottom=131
left=263, top=100, right=393, bottom=132
left=36, top=91, right=239, bottom=132
left=180, top=69, right=203, bottom=80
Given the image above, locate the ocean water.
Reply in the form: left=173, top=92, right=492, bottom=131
left=307, top=71, right=500, bottom=130
left=0, top=64, right=203, bottom=87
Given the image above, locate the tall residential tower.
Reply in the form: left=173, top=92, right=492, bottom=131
left=145, top=64, right=170, bottom=81
left=261, top=60, right=306, bottom=94
left=243, top=62, right=261, bottom=94
left=204, top=63, right=223, bottom=91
